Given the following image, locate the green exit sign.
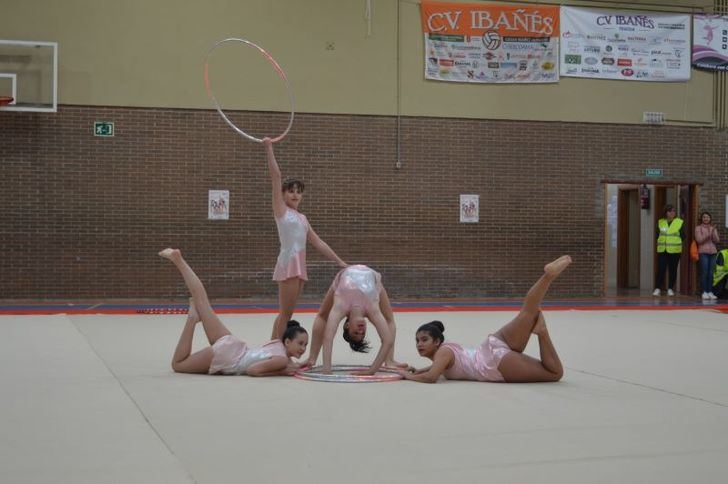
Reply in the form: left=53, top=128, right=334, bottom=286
left=645, top=168, right=663, bottom=177
left=94, top=121, right=114, bottom=137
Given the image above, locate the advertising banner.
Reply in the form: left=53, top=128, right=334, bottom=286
left=560, top=6, right=690, bottom=81
left=693, top=14, right=728, bottom=71
left=421, top=2, right=560, bottom=83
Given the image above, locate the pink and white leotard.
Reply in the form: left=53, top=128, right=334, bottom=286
left=208, top=335, right=287, bottom=375
left=331, top=264, right=383, bottom=314
left=440, top=335, right=512, bottom=382
left=273, top=208, right=310, bottom=281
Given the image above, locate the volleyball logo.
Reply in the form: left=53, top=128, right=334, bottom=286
left=482, top=30, right=502, bottom=50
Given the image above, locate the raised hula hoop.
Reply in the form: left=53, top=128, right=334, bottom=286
left=294, top=365, right=403, bottom=383
left=204, top=38, right=295, bottom=143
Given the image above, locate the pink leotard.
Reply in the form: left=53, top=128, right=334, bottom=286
left=209, top=335, right=287, bottom=375
left=331, top=264, right=383, bottom=314
left=440, top=335, right=512, bottom=382
left=273, top=208, right=310, bottom=281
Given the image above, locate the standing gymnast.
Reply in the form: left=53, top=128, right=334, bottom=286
left=263, top=138, right=347, bottom=340
left=400, top=256, right=570, bottom=384
left=160, top=248, right=308, bottom=376
left=304, top=264, right=405, bottom=375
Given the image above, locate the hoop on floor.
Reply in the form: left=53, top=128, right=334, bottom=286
left=204, top=38, right=295, bottom=143
left=294, top=365, right=403, bottom=383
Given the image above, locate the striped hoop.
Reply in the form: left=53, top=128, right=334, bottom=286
left=204, top=38, right=295, bottom=143
left=294, top=365, right=403, bottom=383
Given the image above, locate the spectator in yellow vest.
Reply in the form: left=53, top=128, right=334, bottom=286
left=652, top=205, right=685, bottom=297
left=712, top=248, right=728, bottom=299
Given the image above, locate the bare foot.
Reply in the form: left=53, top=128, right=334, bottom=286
left=544, top=255, right=572, bottom=278
left=187, top=298, right=200, bottom=323
left=532, top=312, right=547, bottom=335
left=158, top=248, right=181, bottom=261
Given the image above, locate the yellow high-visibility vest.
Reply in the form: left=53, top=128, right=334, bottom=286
left=713, top=249, right=728, bottom=286
left=657, top=218, right=683, bottom=254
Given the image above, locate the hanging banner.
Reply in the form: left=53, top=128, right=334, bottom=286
left=693, top=15, right=728, bottom=71
left=560, top=6, right=691, bottom=81
left=420, top=2, right=560, bottom=83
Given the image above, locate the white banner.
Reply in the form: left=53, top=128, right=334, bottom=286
left=560, top=6, right=690, bottom=81
left=693, top=15, right=728, bottom=71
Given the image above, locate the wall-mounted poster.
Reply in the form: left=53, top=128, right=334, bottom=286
left=208, top=190, right=229, bottom=220
left=460, top=194, right=479, bottom=223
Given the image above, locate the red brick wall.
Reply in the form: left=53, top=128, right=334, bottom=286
left=2, top=106, right=726, bottom=299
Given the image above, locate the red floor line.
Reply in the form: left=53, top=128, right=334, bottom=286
left=1, top=304, right=727, bottom=315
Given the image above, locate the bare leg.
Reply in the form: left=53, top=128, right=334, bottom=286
left=170, top=298, right=214, bottom=373
left=159, top=249, right=231, bottom=345
left=494, top=255, right=571, bottom=353
left=272, top=277, right=305, bottom=340
left=379, top=289, right=406, bottom=368
left=497, top=312, right=563, bottom=382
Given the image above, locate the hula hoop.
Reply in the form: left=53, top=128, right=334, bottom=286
left=204, top=38, right=295, bottom=143
left=294, top=365, right=403, bottom=383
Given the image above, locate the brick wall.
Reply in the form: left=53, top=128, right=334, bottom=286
left=2, top=106, right=726, bottom=299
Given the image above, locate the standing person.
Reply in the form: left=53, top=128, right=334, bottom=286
left=159, top=249, right=308, bottom=376
left=263, top=138, right=347, bottom=340
left=653, top=205, right=685, bottom=297
left=695, top=211, right=719, bottom=300
left=399, top=256, right=570, bottom=384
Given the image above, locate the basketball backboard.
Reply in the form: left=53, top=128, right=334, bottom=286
left=0, top=40, right=57, bottom=112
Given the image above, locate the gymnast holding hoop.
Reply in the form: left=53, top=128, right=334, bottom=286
left=400, top=256, right=570, bottom=384
left=263, top=138, right=347, bottom=340
left=304, top=264, right=407, bottom=375
left=159, top=248, right=308, bottom=376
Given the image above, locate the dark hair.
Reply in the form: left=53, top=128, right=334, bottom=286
left=342, top=318, right=371, bottom=353
left=701, top=211, right=712, bottom=222
left=664, top=204, right=675, bottom=215
left=282, top=178, right=304, bottom=193
left=282, top=320, right=307, bottom=342
left=416, top=320, right=445, bottom=344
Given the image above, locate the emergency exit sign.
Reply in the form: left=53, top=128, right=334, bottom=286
left=645, top=168, right=663, bottom=177
left=94, top=121, right=114, bottom=137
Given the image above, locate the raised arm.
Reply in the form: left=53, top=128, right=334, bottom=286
left=308, top=226, right=347, bottom=268
left=400, top=347, right=453, bottom=384
left=263, top=137, right=287, bottom=219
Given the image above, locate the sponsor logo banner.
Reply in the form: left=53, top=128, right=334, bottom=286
left=421, top=1, right=560, bottom=83
left=693, top=15, right=728, bottom=71
left=560, top=6, right=690, bottom=81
